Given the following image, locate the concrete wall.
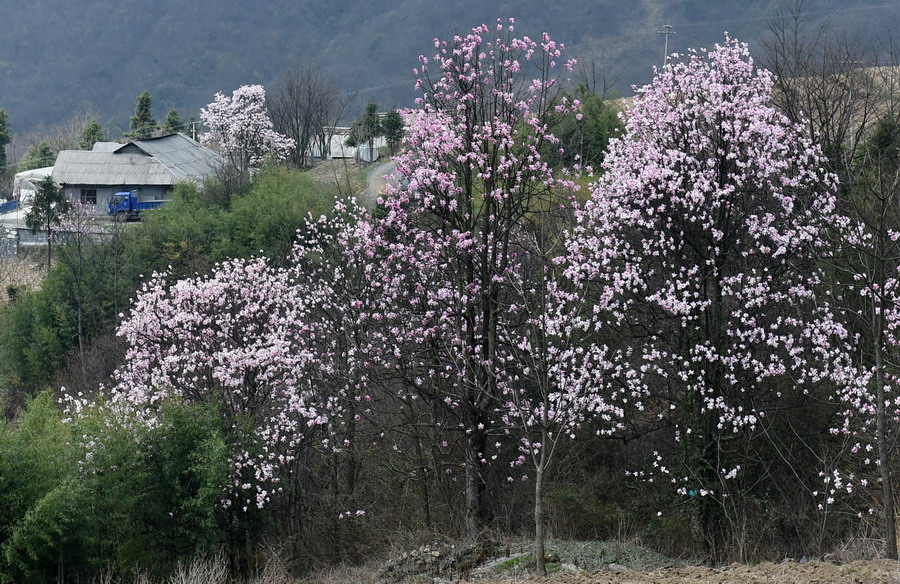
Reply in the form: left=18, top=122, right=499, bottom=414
left=17, top=227, right=112, bottom=247
left=16, top=227, right=46, bottom=246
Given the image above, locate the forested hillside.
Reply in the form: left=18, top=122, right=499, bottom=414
left=0, top=0, right=897, bottom=133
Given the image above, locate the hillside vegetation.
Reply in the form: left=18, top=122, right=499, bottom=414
left=0, top=0, right=893, bottom=133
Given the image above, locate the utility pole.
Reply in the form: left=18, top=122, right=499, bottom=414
left=658, top=24, right=676, bottom=68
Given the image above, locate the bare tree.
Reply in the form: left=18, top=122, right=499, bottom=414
left=269, top=61, right=350, bottom=168
left=763, top=0, right=878, bottom=172
left=6, top=106, right=108, bottom=187
left=573, top=55, right=618, bottom=97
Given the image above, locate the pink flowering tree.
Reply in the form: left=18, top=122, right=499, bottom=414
left=559, top=37, right=853, bottom=557
left=828, top=116, right=900, bottom=559
left=287, top=197, right=482, bottom=535
left=348, top=19, right=584, bottom=542
left=284, top=199, right=392, bottom=523
left=112, top=256, right=338, bottom=517
left=200, top=84, right=294, bottom=174
left=495, top=218, right=630, bottom=572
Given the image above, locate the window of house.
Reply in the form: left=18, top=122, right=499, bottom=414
left=80, top=188, right=97, bottom=205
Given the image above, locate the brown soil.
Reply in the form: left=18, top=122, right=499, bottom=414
left=306, top=559, right=900, bottom=584
left=491, top=560, right=900, bottom=584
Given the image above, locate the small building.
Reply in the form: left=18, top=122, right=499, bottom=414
left=52, top=133, right=223, bottom=209
left=12, top=166, right=54, bottom=203
left=311, top=126, right=386, bottom=162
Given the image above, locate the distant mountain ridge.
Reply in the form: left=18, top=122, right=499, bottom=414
left=0, top=0, right=897, bottom=134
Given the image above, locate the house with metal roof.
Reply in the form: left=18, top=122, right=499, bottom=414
left=52, top=133, right=223, bottom=209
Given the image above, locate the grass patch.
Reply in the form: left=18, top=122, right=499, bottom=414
left=547, top=539, right=680, bottom=571
left=308, top=159, right=367, bottom=195
left=491, top=554, right=561, bottom=575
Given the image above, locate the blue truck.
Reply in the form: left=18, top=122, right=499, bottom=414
left=107, top=191, right=167, bottom=221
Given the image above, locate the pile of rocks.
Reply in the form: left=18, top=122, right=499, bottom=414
left=379, top=540, right=502, bottom=581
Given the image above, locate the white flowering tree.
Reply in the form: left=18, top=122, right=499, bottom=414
left=200, top=84, right=294, bottom=174
left=112, top=257, right=336, bottom=513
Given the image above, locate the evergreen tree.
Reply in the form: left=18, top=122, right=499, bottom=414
left=26, top=176, right=71, bottom=269
left=0, top=108, right=10, bottom=175
left=163, top=108, right=183, bottom=135
left=345, top=101, right=382, bottom=159
left=18, top=142, right=54, bottom=172
left=381, top=109, right=404, bottom=154
left=127, top=91, right=157, bottom=140
left=361, top=101, right=381, bottom=155
left=78, top=120, right=106, bottom=150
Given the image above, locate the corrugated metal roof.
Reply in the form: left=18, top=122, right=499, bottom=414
left=53, top=150, right=177, bottom=186
left=91, top=142, right=121, bottom=152
left=116, top=133, right=222, bottom=180
left=53, top=133, right=223, bottom=187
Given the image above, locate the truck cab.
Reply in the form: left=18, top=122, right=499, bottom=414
left=108, top=190, right=166, bottom=221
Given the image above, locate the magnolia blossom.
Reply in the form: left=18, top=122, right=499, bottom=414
left=110, top=256, right=338, bottom=510
left=559, top=36, right=852, bottom=512
left=200, top=84, right=294, bottom=172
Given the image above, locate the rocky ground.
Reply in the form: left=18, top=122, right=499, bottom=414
left=305, top=540, right=900, bottom=584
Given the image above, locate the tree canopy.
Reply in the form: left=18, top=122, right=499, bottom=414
left=127, top=91, right=157, bottom=140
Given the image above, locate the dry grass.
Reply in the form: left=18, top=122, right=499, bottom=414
left=0, top=252, right=45, bottom=304
left=308, top=158, right=367, bottom=196
left=168, top=554, right=229, bottom=584
left=298, top=564, right=382, bottom=584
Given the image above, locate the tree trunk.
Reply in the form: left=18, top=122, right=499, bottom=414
left=462, top=422, right=492, bottom=539
left=464, top=438, right=480, bottom=539
left=699, top=433, right=724, bottom=560
left=414, top=437, right=432, bottom=530
left=77, top=295, right=84, bottom=355
left=534, top=430, right=548, bottom=575
left=46, top=225, right=52, bottom=271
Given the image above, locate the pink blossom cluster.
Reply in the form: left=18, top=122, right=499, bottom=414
left=558, top=37, right=853, bottom=501
left=111, top=256, right=339, bottom=510
left=60, top=29, right=877, bottom=526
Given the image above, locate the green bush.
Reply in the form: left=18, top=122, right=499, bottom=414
left=215, top=164, right=341, bottom=263
left=0, top=392, right=83, bottom=583
left=0, top=290, right=74, bottom=399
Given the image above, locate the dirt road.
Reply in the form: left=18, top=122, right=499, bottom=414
left=361, top=160, right=397, bottom=206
